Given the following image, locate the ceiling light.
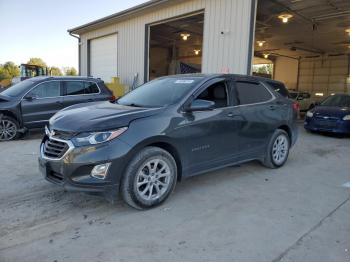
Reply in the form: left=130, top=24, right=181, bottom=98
left=263, top=53, right=270, bottom=59
left=315, top=93, right=324, bottom=97
left=257, top=41, right=266, bottom=47
left=180, top=33, right=190, bottom=41
left=194, top=49, right=201, bottom=55
left=278, top=13, right=293, bottom=23
left=346, top=28, right=350, bottom=36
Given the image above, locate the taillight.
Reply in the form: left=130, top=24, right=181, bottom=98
left=292, top=101, right=300, bottom=111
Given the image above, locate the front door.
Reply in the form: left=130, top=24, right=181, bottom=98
left=21, top=81, right=64, bottom=128
left=174, top=78, right=241, bottom=176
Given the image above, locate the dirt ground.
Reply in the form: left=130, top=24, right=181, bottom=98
left=0, top=126, right=349, bottom=262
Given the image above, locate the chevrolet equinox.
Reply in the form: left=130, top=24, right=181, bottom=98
left=39, top=74, right=298, bottom=209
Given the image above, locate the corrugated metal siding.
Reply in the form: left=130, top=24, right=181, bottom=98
left=298, top=55, right=350, bottom=96
left=79, top=0, right=253, bottom=87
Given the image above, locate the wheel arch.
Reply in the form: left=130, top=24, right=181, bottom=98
left=0, top=110, right=21, bottom=124
left=277, top=124, right=292, bottom=142
left=124, top=136, right=183, bottom=182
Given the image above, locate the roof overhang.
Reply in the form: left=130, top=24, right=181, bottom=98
left=68, top=0, right=173, bottom=35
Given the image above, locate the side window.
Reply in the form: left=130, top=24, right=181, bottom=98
left=235, top=81, right=272, bottom=105
left=197, top=81, right=228, bottom=108
left=84, top=82, right=100, bottom=94
left=267, top=82, right=289, bottom=98
left=65, top=81, right=85, bottom=96
left=27, top=81, right=60, bottom=98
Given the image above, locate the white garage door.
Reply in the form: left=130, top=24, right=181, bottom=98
left=90, top=34, right=118, bottom=82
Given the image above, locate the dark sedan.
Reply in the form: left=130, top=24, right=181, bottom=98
left=304, top=94, right=350, bottom=135
left=0, top=76, right=114, bottom=141
left=39, top=74, right=298, bottom=209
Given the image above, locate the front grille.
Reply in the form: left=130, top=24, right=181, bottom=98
left=43, top=137, right=69, bottom=159
left=52, top=130, right=75, bottom=140
left=314, top=117, right=338, bottom=129
left=47, top=171, right=64, bottom=183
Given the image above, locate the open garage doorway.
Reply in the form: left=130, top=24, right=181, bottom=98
left=147, top=12, right=204, bottom=81
left=253, top=0, right=350, bottom=101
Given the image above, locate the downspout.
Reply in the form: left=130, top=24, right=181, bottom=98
left=69, top=32, right=81, bottom=75
left=247, top=0, right=257, bottom=75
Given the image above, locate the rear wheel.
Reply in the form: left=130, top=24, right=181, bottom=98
left=121, top=147, right=177, bottom=210
left=0, top=116, right=20, bottom=141
left=262, top=129, right=290, bottom=168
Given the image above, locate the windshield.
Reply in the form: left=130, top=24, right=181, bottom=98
left=1, top=79, right=34, bottom=97
left=117, top=77, right=203, bottom=107
left=321, top=95, right=350, bottom=107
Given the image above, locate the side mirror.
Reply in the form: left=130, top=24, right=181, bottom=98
left=24, top=95, right=35, bottom=101
left=187, top=99, right=215, bottom=112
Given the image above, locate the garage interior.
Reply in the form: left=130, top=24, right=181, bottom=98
left=148, top=13, right=204, bottom=80
left=254, top=0, right=350, bottom=99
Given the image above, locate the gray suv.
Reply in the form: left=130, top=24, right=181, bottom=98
left=0, top=76, right=114, bottom=141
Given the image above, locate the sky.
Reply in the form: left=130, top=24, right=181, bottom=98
left=0, top=0, right=148, bottom=70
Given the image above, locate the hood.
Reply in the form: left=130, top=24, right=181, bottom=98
left=0, top=94, right=18, bottom=109
left=313, top=106, right=350, bottom=118
left=49, top=101, right=163, bottom=133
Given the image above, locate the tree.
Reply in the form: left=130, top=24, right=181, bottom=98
left=64, top=67, right=78, bottom=76
left=27, top=57, right=47, bottom=67
left=0, top=62, right=20, bottom=81
left=49, top=67, right=63, bottom=76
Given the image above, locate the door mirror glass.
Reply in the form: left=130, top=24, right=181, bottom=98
left=187, top=99, right=215, bottom=112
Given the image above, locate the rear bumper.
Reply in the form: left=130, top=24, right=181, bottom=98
left=304, top=117, right=350, bottom=134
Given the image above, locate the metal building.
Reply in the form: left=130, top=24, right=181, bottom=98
left=68, top=0, right=256, bottom=87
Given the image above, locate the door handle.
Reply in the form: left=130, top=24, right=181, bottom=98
left=87, top=99, right=94, bottom=102
left=269, top=105, right=277, bottom=110
left=227, top=113, right=242, bottom=119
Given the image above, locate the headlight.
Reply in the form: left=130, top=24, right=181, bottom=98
left=306, top=111, right=314, bottom=118
left=71, top=127, right=128, bottom=146
left=343, top=115, right=350, bottom=121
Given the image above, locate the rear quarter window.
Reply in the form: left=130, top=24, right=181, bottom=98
left=267, top=81, right=289, bottom=98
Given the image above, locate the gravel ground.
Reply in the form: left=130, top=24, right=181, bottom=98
left=0, top=126, right=349, bottom=262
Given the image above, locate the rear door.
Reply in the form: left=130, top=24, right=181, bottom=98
left=233, top=80, right=277, bottom=156
left=21, top=81, right=64, bottom=128
left=61, top=80, right=101, bottom=108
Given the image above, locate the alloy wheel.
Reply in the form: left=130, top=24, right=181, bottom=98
left=135, top=158, right=172, bottom=201
left=272, top=134, right=289, bottom=165
left=0, top=120, right=17, bottom=141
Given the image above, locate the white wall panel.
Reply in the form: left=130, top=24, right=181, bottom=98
left=298, top=55, right=350, bottom=96
left=89, top=34, right=118, bottom=82
left=78, top=0, right=253, bottom=87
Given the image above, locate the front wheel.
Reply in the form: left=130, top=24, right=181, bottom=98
left=0, top=116, right=20, bottom=141
left=262, top=129, right=290, bottom=169
left=121, top=147, right=177, bottom=210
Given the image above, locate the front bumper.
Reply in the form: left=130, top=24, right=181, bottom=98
left=304, top=117, right=350, bottom=134
left=38, top=135, right=132, bottom=201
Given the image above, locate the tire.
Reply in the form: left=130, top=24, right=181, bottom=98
left=0, top=116, right=20, bottom=141
left=262, top=129, right=290, bottom=169
left=121, top=146, right=177, bottom=210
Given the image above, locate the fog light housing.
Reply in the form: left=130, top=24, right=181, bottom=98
left=91, top=163, right=111, bottom=180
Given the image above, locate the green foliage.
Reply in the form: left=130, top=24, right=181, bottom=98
left=0, top=61, right=20, bottom=81
left=49, top=67, right=63, bottom=76
left=64, top=67, right=78, bottom=76
left=27, top=57, right=47, bottom=67
left=253, top=64, right=273, bottom=75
